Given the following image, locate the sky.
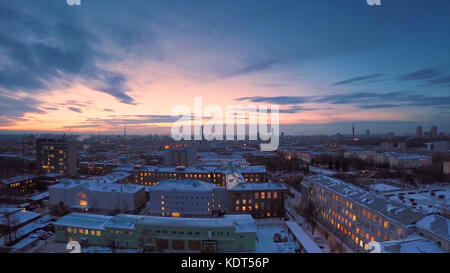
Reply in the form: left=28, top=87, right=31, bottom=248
left=0, top=0, right=449, bottom=136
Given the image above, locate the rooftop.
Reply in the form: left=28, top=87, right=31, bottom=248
left=228, top=182, right=287, bottom=191
left=0, top=174, right=40, bottom=185
left=53, top=213, right=112, bottom=230
left=50, top=180, right=143, bottom=194
left=54, top=213, right=257, bottom=233
left=416, top=214, right=450, bottom=241
left=150, top=179, right=215, bottom=191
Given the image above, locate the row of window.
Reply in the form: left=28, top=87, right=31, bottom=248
left=66, top=227, right=101, bottom=236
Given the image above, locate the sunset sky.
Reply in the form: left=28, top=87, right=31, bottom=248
left=1, top=0, right=449, bottom=135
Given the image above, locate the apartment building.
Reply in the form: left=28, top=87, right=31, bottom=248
left=301, top=175, right=427, bottom=252
left=227, top=182, right=287, bottom=218
left=0, top=174, right=40, bottom=196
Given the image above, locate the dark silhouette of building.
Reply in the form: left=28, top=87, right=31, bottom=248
left=36, top=137, right=76, bottom=176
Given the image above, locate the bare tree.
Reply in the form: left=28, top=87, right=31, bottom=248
left=305, top=200, right=318, bottom=234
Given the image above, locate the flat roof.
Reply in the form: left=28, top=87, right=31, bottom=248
left=150, top=179, right=215, bottom=191
left=54, top=213, right=257, bottom=233
left=285, top=221, right=322, bottom=253
left=53, top=213, right=112, bottom=230
left=228, top=182, right=287, bottom=191
left=416, top=214, right=450, bottom=241
left=50, top=180, right=144, bottom=194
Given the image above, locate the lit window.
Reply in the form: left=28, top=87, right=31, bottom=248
left=96, top=231, right=101, bottom=236
left=67, top=227, right=72, bottom=233
left=383, top=221, right=388, bottom=229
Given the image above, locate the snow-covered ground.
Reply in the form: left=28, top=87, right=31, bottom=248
left=255, top=225, right=297, bottom=253
left=371, top=183, right=401, bottom=192
left=309, top=167, right=336, bottom=175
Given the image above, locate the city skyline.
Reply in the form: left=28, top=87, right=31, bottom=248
left=1, top=0, right=450, bottom=135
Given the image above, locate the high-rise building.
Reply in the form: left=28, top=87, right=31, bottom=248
left=416, top=126, right=423, bottom=138
left=366, top=130, right=370, bottom=137
left=36, top=137, right=76, bottom=175
left=352, top=124, right=355, bottom=139
left=431, top=126, right=438, bottom=138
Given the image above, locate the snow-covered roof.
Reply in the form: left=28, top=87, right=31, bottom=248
left=228, top=182, right=287, bottom=191
left=379, top=235, right=444, bottom=253
left=54, top=213, right=257, bottom=234
left=285, top=221, right=322, bottom=253
left=28, top=192, right=49, bottom=201
left=53, top=213, right=112, bottom=230
left=50, top=180, right=143, bottom=194
left=150, top=179, right=215, bottom=191
left=371, top=184, right=401, bottom=192
left=137, top=214, right=256, bottom=233
left=416, top=214, right=450, bottom=241
left=239, top=165, right=267, bottom=173
left=0, top=211, right=41, bottom=226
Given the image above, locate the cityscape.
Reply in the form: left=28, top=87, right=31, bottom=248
left=1, top=0, right=450, bottom=258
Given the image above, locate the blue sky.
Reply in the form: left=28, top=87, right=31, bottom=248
left=0, top=0, right=449, bottom=135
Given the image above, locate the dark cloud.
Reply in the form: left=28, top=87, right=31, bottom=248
left=332, top=74, right=384, bottom=86
left=0, top=94, right=44, bottom=117
left=236, top=96, right=308, bottom=105
left=398, top=67, right=450, bottom=87
left=236, top=91, right=450, bottom=110
left=398, top=68, right=440, bottom=81
left=278, top=105, right=318, bottom=113
left=0, top=1, right=136, bottom=107
left=68, top=107, right=82, bottom=113
left=86, top=115, right=180, bottom=125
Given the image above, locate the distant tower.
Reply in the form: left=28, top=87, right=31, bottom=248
left=431, top=126, right=437, bottom=138
left=352, top=123, right=355, bottom=139
left=416, top=126, right=423, bottom=138
left=366, top=130, right=370, bottom=137
left=123, top=124, right=126, bottom=137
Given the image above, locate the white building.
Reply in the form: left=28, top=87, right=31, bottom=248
left=49, top=180, right=146, bottom=214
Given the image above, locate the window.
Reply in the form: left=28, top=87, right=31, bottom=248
left=273, top=192, right=278, bottom=199
left=383, top=221, right=388, bottom=229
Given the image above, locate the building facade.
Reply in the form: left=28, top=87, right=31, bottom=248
left=147, top=179, right=227, bottom=217
left=301, top=175, right=426, bottom=252
left=36, top=138, right=76, bottom=176
left=0, top=174, right=40, bottom=197
left=227, top=182, right=287, bottom=218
